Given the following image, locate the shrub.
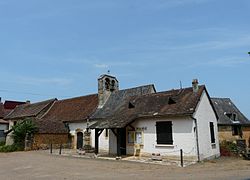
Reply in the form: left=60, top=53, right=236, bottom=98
left=0, top=141, right=5, bottom=146
left=0, top=144, right=23, bottom=153
left=12, top=118, right=38, bottom=148
left=220, top=140, right=238, bottom=156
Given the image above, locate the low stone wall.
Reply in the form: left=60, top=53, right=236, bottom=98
left=32, top=134, right=69, bottom=150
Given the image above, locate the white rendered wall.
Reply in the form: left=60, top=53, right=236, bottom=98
left=5, top=120, right=14, bottom=145
left=68, top=122, right=109, bottom=151
left=109, top=117, right=197, bottom=158
left=131, top=117, right=197, bottom=157
left=193, top=91, right=220, bottom=160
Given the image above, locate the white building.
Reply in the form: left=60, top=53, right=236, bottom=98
left=91, top=79, right=220, bottom=162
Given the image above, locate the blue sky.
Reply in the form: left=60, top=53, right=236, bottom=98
left=0, top=0, right=250, bottom=118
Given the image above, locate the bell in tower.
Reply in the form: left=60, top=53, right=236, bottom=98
left=98, top=74, right=119, bottom=108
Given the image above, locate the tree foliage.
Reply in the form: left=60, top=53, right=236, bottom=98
left=12, top=118, right=38, bottom=148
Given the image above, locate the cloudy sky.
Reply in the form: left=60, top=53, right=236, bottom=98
left=0, top=0, right=250, bottom=117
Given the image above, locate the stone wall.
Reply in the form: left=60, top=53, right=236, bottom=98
left=218, top=125, right=250, bottom=147
left=32, top=133, right=69, bottom=149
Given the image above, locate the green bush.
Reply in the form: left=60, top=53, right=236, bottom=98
left=0, top=141, right=5, bottom=146
left=0, top=144, right=23, bottom=153
left=12, top=118, right=38, bottom=148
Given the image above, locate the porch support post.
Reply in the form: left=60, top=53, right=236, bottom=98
left=95, top=128, right=99, bottom=154
left=117, top=128, right=121, bottom=157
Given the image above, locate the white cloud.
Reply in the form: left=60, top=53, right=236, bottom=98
left=94, top=64, right=109, bottom=68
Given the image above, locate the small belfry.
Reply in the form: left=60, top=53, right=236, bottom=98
left=97, top=74, right=119, bottom=108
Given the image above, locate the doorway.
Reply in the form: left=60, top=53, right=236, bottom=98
left=77, top=132, right=83, bottom=149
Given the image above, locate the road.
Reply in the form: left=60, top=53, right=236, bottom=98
left=0, top=151, right=250, bottom=180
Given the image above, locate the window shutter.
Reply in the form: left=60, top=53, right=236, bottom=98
left=209, top=122, right=215, bottom=143
left=156, top=121, right=173, bottom=145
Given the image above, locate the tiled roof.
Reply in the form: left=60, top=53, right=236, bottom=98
left=4, top=101, right=26, bottom=109
left=4, top=99, right=56, bottom=120
left=44, top=94, right=97, bottom=122
left=0, top=103, right=4, bottom=118
left=91, top=84, right=155, bottom=119
left=90, top=85, right=209, bottom=129
left=37, top=94, right=98, bottom=133
left=211, top=98, right=250, bottom=125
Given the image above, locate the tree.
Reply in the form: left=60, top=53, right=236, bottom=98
left=12, top=118, right=38, bottom=148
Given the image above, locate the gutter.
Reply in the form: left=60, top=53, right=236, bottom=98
left=191, top=116, right=200, bottom=162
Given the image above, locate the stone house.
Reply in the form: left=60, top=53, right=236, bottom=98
left=90, top=79, right=220, bottom=162
left=40, top=95, right=98, bottom=150
left=4, top=98, right=68, bottom=148
left=211, top=98, right=250, bottom=147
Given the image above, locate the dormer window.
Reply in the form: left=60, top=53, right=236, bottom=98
left=168, top=97, right=176, bottom=105
left=232, top=113, right=237, bottom=121
left=225, top=112, right=237, bottom=121
left=128, top=102, right=135, bottom=109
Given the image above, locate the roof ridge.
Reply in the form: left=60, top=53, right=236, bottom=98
left=58, top=93, right=98, bottom=102
left=117, top=84, right=154, bottom=92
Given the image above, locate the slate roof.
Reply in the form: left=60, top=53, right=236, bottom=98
left=91, top=85, right=211, bottom=129
left=211, top=98, right=250, bottom=125
left=91, top=84, right=155, bottom=120
left=4, top=99, right=56, bottom=120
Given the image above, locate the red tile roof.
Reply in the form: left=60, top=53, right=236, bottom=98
left=4, top=101, right=26, bottom=109
left=42, top=94, right=98, bottom=123
left=37, top=94, right=98, bottom=133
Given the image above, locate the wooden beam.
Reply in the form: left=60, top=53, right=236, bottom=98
left=117, top=128, right=121, bottom=157
left=95, top=128, right=99, bottom=154
left=98, top=129, right=104, bottom=137
left=128, top=124, right=135, bottom=130
left=111, top=128, right=117, bottom=137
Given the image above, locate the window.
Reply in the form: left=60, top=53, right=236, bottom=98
left=128, top=131, right=135, bottom=144
left=232, top=113, right=237, bottom=121
left=135, top=131, right=143, bottom=144
left=156, top=121, right=173, bottom=145
left=232, top=125, right=242, bottom=137
left=209, top=122, right=215, bottom=144
left=0, top=130, right=4, bottom=138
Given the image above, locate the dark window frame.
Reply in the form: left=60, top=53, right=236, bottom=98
left=156, top=121, right=173, bottom=145
left=209, top=122, right=215, bottom=144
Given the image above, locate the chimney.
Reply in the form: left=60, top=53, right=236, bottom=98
left=192, top=79, right=199, bottom=93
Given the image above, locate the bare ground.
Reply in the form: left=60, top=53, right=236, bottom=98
left=0, top=151, right=250, bottom=180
